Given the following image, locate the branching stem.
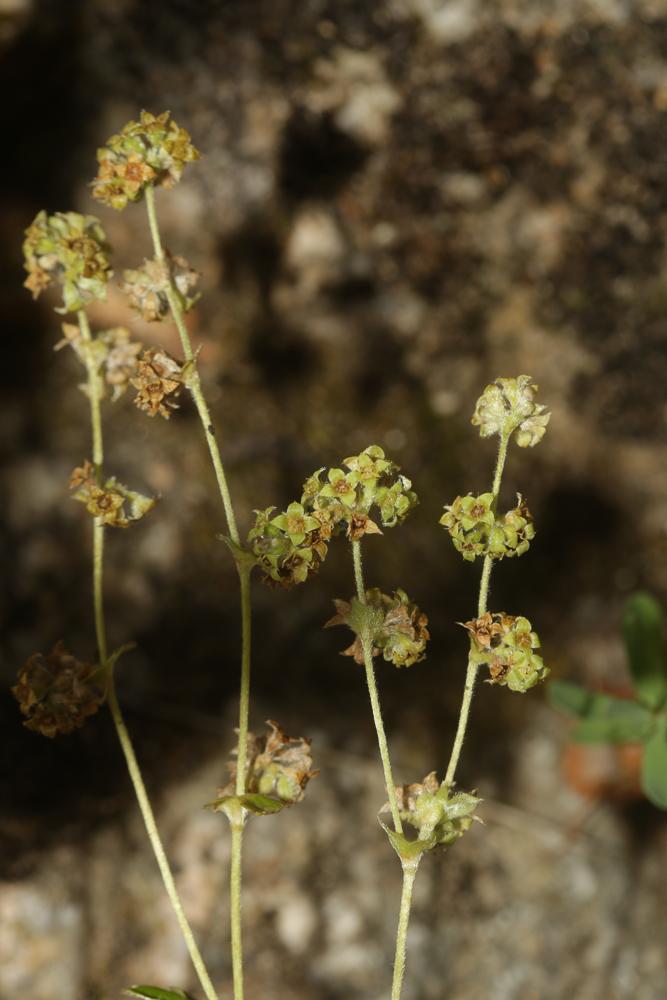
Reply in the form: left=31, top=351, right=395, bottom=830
left=444, top=431, right=510, bottom=789
left=351, top=539, right=403, bottom=834
left=77, top=309, right=219, bottom=1000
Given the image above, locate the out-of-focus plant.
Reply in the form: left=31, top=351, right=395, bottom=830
left=550, top=593, right=667, bottom=809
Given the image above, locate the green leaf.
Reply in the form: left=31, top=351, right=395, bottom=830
left=548, top=680, right=593, bottom=717
left=571, top=714, right=653, bottom=744
left=379, top=821, right=434, bottom=861
left=623, top=592, right=667, bottom=710
left=123, top=987, right=195, bottom=1000
left=641, top=727, right=667, bottom=809
left=550, top=681, right=653, bottom=743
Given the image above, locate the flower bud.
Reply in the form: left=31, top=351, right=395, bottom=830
left=471, top=375, right=550, bottom=447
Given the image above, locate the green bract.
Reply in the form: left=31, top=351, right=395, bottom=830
left=471, top=375, right=550, bottom=447
left=465, top=612, right=549, bottom=693
left=23, top=211, right=112, bottom=313
left=92, top=110, right=200, bottom=210
left=441, top=492, right=534, bottom=561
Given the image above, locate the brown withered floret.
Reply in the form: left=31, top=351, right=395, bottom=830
left=131, top=347, right=184, bottom=418
left=347, top=511, right=382, bottom=541
left=13, top=641, right=106, bottom=737
left=462, top=611, right=512, bottom=650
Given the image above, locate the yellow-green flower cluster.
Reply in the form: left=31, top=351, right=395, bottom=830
left=472, top=375, right=550, bottom=447
left=248, top=502, right=331, bottom=588
left=440, top=492, right=534, bottom=561
left=249, top=446, right=417, bottom=588
left=23, top=211, right=112, bottom=313
left=92, top=110, right=200, bottom=210
left=464, top=612, right=548, bottom=693
left=302, top=445, right=418, bottom=540
left=326, top=588, right=430, bottom=668
left=392, top=772, right=481, bottom=846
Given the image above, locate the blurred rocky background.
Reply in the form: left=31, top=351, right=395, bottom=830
left=2, top=0, right=667, bottom=997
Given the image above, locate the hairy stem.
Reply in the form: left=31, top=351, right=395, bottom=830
left=229, top=821, right=245, bottom=1000
left=391, top=860, right=420, bottom=1000
left=444, top=431, right=510, bottom=789
left=77, top=309, right=219, bottom=1000
left=351, top=540, right=403, bottom=834
left=144, top=184, right=250, bottom=999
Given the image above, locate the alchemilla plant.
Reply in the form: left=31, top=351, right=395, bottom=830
left=16, top=111, right=556, bottom=1000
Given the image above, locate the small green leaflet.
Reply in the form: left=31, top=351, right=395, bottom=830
left=623, top=592, right=667, bottom=711
left=641, top=725, right=667, bottom=809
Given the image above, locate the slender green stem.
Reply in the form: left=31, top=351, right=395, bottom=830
left=444, top=431, right=511, bottom=789
left=107, top=681, right=220, bottom=1000
left=391, top=859, right=420, bottom=1000
left=145, top=183, right=239, bottom=544
left=351, top=540, right=403, bottom=834
left=145, top=183, right=251, bottom=999
left=229, top=822, right=245, bottom=1000
left=78, top=309, right=219, bottom=1000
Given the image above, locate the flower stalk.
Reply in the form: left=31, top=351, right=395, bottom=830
left=144, top=181, right=249, bottom=1000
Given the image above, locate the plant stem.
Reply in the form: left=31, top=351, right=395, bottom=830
left=144, top=184, right=250, bottom=999
left=107, top=682, right=220, bottom=1000
left=391, top=859, right=420, bottom=1000
left=444, top=431, right=510, bottom=789
left=351, top=540, right=403, bottom=834
left=77, top=309, right=219, bottom=1000
left=229, top=821, right=244, bottom=1000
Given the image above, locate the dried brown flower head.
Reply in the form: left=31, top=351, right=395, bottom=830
left=13, top=641, right=106, bottom=737
left=221, top=721, right=318, bottom=805
left=131, top=347, right=184, bottom=418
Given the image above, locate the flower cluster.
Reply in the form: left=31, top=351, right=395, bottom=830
left=92, top=110, right=200, bottom=210
left=13, top=641, right=106, bottom=737
left=326, top=588, right=430, bottom=668
left=69, top=461, right=156, bottom=527
left=131, top=347, right=185, bottom=418
left=121, top=253, right=199, bottom=322
left=388, top=772, right=481, bottom=846
left=247, top=503, right=331, bottom=587
left=23, top=211, right=112, bottom=313
left=248, top=446, right=416, bottom=588
left=56, top=323, right=142, bottom=402
left=472, top=376, right=550, bottom=447
left=463, top=612, right=548, bottom=693
left=219, top=721, right=318, bottom=806
left=302, top=445, right=418, bottom=540
left=440, top=492, right=534, bottom=561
